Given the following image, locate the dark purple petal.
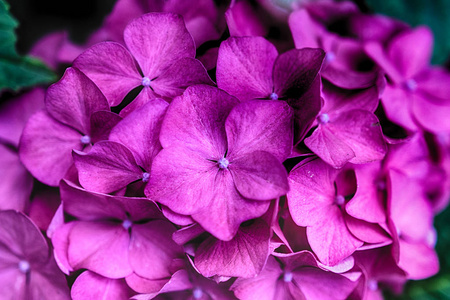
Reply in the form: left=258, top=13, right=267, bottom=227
left=195, top=219, right=270, bottom=278
left=73, top=141, right=143, bottom=193
left=124, top=13, right=195, bottom=77
left=73, top=42, right=142, bottom=107
left=225, top=100, right=293, bottom=162
left=89, top=111, right=123, bottom=143
left=19, top=111, right=84, bottom=186
left=216, top=36, right=277, bottom=101
left=45, top=67, right=110, bottom=134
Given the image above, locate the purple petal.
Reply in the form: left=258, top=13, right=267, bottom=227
left=51, top=222, right=75, bottom=275
left=110, top=99, right=168, bottom=171
left=150, top=57, right=213, bottom=99
left=380, top=85, right=417, bottom=131
left=388, top=27, right=433, bottom=79
left=45, top=67, right=110, bottom=134
left=289, top=9, right=322, bottom=49
left=119, top=87, right=159, bottom=118
left=160, top=85, right=238, bottom=157
left=73, top=141, right=143, bottom=193
left=225, top=1, right=266, bottom=37
left=225, top=100, right=293, bottom=162
left=345, top=216, right=391, bottom=244
left=0, top=144, right=33, bottom=211
left=412, top=94, right=450, bottom=133
left=71, top=271, right=135, bottom=300
left=195, top=219, right=270, bottom=278
left=89, top=111, right=123, bottom=143
left=73, top=42, right=142, bottom=107
left=67, top=220, right=133, bottom=278
left=28, top=186, right=61, bottom=231
left=216, top=36, right=277, bottom=101
left=0, top=88, right=45, bottom=147
left=124, top=13, right=195, bottom=77
left=230, top=151, right=289, bottom=200
left=398, top=239, right=439, bottom=280
left=125, top=273, right=168, bottom=294
left=19, top=111, right=84, bottom=186
left=273, top=48, right=325, bottom=99
left=190, top=171, right=271, bottom=241
left=129, top=220, right=182, bottom=280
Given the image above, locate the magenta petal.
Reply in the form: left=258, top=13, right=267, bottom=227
left=160, top=85, right=238, bottom=157
left=119, top=87, right=159, bottom=118
left=89, top=111, right=123, bottom=143
left=226, top=100, right=293, bottom=161
left=345, top=216, right=391, bottom=244
left=380, top=85, right=417, bottom=131
left=73, top=42, right=142, bottom=107
left=307, top=209, right=363, bottom=266
left=67, top=220, right=133, bottom=278
left=231, top=151, right=289, bottom=200
left=0, top=88, right=45, bottom=147
left=398, top=240, right=439, bottom=280
left=150, top=57, right=213, bottom=99
left=45, top=67, right=110, bottom=134
left=412, top=95, right=450, bottom=132
left=125, top=273, right=168, bottom=294
left=71, top=271, right=135, bottom=300
left=124, top=13, right=195, bottom=76
left=110, top=99, right=168, bottom=171
left=191, top=171, right=271, bottom=241
left=0, top=144, right=33, bottom=211
left=146, top=146, right=217, bottom=215
left=322, top=82, right=380, bottom=114
left=305, top=110, right=386, bottom=168
left=225, top=1, right=266, bottom=37
left=51, top=222, right=75, bottom=275
left=129, top=220, right=181, bottom=280
left=388, top=26, right=433, bottom=79
left=195, top=219, right=270, bottom=278
left=273, top=48, right=325, bottom=99
left=19, top=111, right=84, bottom=186
left=73, top=141, right=143, bottom=193
left=216, top=36, right=277, bottom=101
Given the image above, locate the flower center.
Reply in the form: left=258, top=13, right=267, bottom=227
left=18, top=260, right=30, bottom=273
left=142, top=172, right=150, bottom=182
left=367, top=279, right=378, bottom=291
left=80, top=135, right=91, bottom=145
left=218, top=157, right=229, bottom=169
left=404, top=79, right=417, bottom=92
left=192, top=287, right=203, bottom=299
left=269, top=92, right=279, bottom=100
left=335, top=195, right=345, bottom=206
left=317, top=113, right=330, bottom=124
left=325, top=51, right=336, bottom=65
left=122, top=219, right=133, bottom=230
left=283, top=271, right=293, bottom=282
left=142, top=76, right=152, bottom=87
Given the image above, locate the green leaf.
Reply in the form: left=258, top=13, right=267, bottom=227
left=364, top=0, right=450, bottom=65
left=0, top=0, right=56, bottom=92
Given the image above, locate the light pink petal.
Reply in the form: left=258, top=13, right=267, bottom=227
left=287, top=158, right=338, bottom=227
left=225, top=100, right=293, bottom=162
left=0, top=144, right=33, bottom=211
left=159, top=85, right=238, bottom=157
left=146, top=146, right=218, bottom=215
left=73, top=141, right=143, bottom=193
left=45, top=67, right=110, bottom=134
left=398, top=239, right=439, bottom=280
left=415, top=67, right=450, bottom=103
left=345, top=216, right=391, bottom=244
left=305, top=110, right=387, bottom=168
left=388, top=27, right=433, bottom=79
left=191, top=171, right=271, bottom=241
left=110, top=98, right=168, bottom=171
left=195, top=219, right=270, bottom=278
left=129, top=220, right=182, bottom=280
left=307, top=208, right=363, bottom=266
left=73, top=42, right=142, bottom=107
left=51, top=222, right=75, bottom=275
left=71, top=271, right=135, bottom=300
left=150, top=57, right=213, bottom=99
left=0, top=88, right=45, bottom=147
left=216, top=36, right=277, bottom=101
left=89, top=111, right=123, bottom=143
left=67, top=220, right=133, bottom=278
left=231, top=255, right=282, bottom=300
left=125, top=273, right=169, bottom=294
left=230, top=151, right=289, bottom=200
left=124, top=13, right=195, bottom=77
left=19, top=111, right=84, bottom=186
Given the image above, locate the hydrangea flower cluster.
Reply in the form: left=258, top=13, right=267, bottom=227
left=1, top=0, right=450, bottom=299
